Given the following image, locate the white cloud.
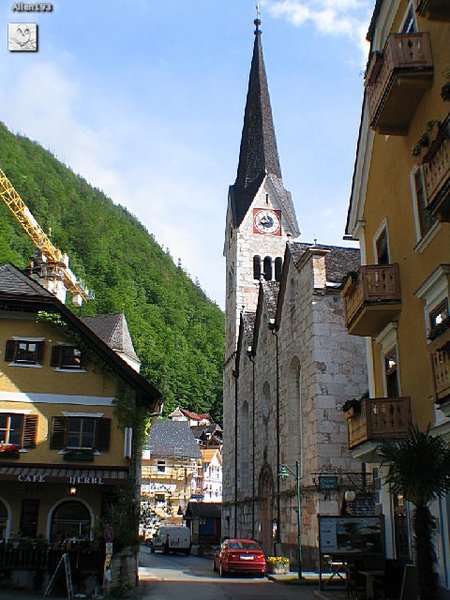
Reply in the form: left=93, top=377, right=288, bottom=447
left=262, top=0, right=370, bottom=61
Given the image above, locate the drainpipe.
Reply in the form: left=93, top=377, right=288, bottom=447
left=233, top=366, right=238, bottom=538
left=269, top=320, right=281, bottom=547
left=247, top=345, right=256, bottom=539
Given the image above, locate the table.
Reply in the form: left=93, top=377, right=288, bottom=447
left=358, top=569, right=384, bottom=600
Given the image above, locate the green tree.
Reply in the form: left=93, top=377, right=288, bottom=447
left=378, top=425, right=450, bottom=600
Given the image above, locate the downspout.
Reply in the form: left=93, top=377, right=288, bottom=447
left=233, top=366, right=238, bottom=538
left=269, top=321, right=281, bottom=546
left=247, top=348, right=256, bottom=539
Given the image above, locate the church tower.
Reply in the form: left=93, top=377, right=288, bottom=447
left=224, top=18, right=299, bottom=362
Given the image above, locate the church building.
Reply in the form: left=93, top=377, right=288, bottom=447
left=222, top=18, right=370, bottom=569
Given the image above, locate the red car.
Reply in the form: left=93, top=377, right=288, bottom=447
left=213, top=538, right=266, bottom=577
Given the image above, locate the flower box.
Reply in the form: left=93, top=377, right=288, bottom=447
left=63, top=449, right=95, bottom=462
left=0, top=444, right=20, bottom=459
left=266, top=557, right=290, bottom=574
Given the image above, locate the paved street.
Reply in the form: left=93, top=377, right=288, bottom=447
left=138, top=545, right=318, bottom=599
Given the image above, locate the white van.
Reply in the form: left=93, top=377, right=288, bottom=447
left=150, top=526, right=191, bottom=555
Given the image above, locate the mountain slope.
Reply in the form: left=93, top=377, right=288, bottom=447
left=0, top=122, right=224, bottom=422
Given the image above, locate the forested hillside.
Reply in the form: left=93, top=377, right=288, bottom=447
left=0, top=122, right=224, bottom=422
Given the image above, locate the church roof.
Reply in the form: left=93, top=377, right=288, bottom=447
left=288, top=241, right=361, bottom=283
left=229, top=21, right=298, bottom=235
left=81, top=313, right=140, bottom=363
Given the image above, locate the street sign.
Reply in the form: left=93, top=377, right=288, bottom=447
left=318, top=475, right=338, bottom=491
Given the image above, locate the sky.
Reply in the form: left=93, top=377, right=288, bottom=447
left=0, top=0, right=374, bottom=308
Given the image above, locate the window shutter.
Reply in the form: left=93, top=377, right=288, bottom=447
left=50, top=346, right=61, bottom=367
left=50, top=417, right=67, bottom=449
left=36, top=341, right=45, bottom=364
left=23, top=415, right=38, bottom=448
left=96, top=418, right=111, bottom=451
left=5, top=340, right=16, bottom=362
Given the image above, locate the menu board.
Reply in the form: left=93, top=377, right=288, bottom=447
left=318, top=515, right=384, bottom=555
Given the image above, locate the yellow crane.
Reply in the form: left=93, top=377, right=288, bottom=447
left=0, top=167, right=90, bottom=305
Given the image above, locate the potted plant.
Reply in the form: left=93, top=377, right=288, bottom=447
left=342, top=399, right=361, bottom=419
left=0, top=443, right=20, bottom=459
left=411, top=120, right=439, bottom=159
left=266, top=556, right=290, bottom=575
left=63, top=448, right=95, bottom=462
left=428, top=316, right=450, bottom=353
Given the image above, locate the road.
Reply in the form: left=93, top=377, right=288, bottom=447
left=138, top=545, right=318, bottom=599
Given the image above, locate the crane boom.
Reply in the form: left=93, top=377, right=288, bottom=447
left=0, top=168, right=89, bottom=303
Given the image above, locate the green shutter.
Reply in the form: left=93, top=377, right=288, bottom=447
left=50, top=417, right=67, bottom=449
left=96, top=418, right=111, bottom=451
left=5, top=340, right=16, bottom=362
left=23, top=415, right=38, bottom=448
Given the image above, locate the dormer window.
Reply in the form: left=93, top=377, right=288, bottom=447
left=5, top=339, right=44, bottom=366
left=51, top=345, right=85, bottom=370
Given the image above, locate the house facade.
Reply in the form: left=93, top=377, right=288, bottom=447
left=200, top=448, right=222, bottom=503
left=343, top=0, right=449, bottom=590
left=222, top=19, right=369, bottom=569
left=0, top=263, right=162, bottom=587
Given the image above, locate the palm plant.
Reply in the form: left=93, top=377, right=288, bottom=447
left=378, top=425, right=450, bottom=600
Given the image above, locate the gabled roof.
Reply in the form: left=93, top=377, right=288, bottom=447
left=81, top=313, right=140, bottom=363
left=146, top=419, right=202, bottom=459
left=185, top=502, right=221, bottom=519
left=0, top=263, right=162, bottom=412
left=201, top=448, right=221, bottom=464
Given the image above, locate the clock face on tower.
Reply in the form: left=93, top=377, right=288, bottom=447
left=253, top=209, right=281, bottom=235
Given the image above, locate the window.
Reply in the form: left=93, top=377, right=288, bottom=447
left=0, top=413, right=37, bottom=448
left=50, top=416, right=110, bottom=451
left=400, top=4, right=416, bottom=33
left=4, top=339, right=44, bottom=366
left=385, top=347, right=400, bottom=397
left=253, top=255, right=261, bottom=280
left=50, top=501, right=91, bottom=542
left=275, top=257, right=283, bottom=282
left=412, top=168, right=434, bottom=239
left=263, top=256, right=272, bottom=281
left=430, top=299, right=448, bottom=330
left=156, top=460, right=166, bottom=473
left=375, top=228, right=390, bottom=265
left=51, top=345, right=84, bottom=369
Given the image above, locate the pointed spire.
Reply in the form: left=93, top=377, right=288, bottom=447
left=235, top=18, right=282, bottom=189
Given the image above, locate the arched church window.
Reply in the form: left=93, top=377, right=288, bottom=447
left=286, top=357, right=301, bottom=466
left=50, top=501, right=91, bottom=542
left=275, top=257, right=283, bottom=282
left=263, top=257, right=272, bottom=281
left=253, top=256, right=261, bottom=280
left=241, top=402, right=249, bottom=492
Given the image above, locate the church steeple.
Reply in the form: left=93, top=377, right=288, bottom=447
left=229, top=18, right=288, bottom=229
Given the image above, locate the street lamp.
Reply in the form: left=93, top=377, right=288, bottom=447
left=279, top=460, right=303, bottom=580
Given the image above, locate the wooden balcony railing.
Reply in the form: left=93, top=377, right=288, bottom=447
left=365, top=32, right=433, bottom=135
left=415, top=0, right=450, bottom=20
left=431, top=344, right=450, bottom=404
left=347, top=397, right=412, bottom=450
left=422, top=114, right=450, bottom=222
left=341, top=264, right=401, bottom=337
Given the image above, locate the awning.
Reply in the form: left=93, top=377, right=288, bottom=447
left=0, top=465, right=130, bottom=486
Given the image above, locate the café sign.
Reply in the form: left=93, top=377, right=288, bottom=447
left=17, top=474, right=104, bottom=485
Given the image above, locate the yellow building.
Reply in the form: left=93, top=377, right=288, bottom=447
left=343, top=0, right=449, bottom=589
left=0, top=263, right=162, bottom=547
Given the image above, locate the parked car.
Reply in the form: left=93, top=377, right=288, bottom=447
left=213, top=538, right=266, bottom=577
left=150, top=526, right=191, bottom=555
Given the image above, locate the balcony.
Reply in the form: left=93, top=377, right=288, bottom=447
left=341, top=264, right=402, bottom=337
left=422, top=115, right=450, bottom=222
left=365, top=32, right=433, bottom=135
left=347, top=397, right=412, bottom=451
left=415, top=0, right=450, bottom=20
